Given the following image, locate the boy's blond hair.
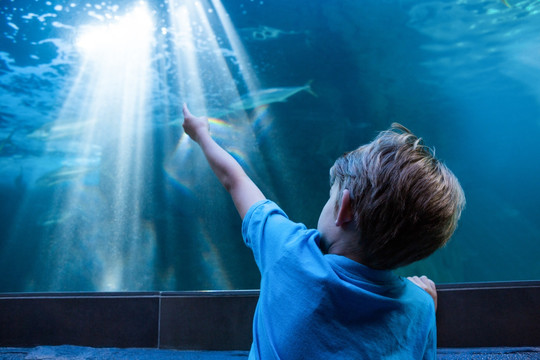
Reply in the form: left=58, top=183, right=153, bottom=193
left=330, top=123, right=465, bottom=270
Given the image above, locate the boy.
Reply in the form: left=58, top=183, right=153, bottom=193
left=182, top=104, right=465, bottom=359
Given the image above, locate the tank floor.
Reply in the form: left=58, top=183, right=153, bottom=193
left=0, top=346, right=248, bottom=359
left=437, top=347, right=540, bottom=359
left=0, top=346, right=539, bottom=359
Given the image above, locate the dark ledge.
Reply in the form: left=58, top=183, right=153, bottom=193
left=436, top=281, right=540, bottom=348
left=0, top=282, right=538, bottom=349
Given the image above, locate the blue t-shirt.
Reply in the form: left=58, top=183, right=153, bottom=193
left=242, top=200, right=436, bottom=360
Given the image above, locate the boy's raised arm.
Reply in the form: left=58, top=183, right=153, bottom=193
left=182, top=104, right=266, bottom=219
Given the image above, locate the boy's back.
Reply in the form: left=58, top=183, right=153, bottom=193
left=243, top=200, right=436, bottom=359
left=182, top=106, right=464, bottom=359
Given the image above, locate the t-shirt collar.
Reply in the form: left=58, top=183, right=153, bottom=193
left=326, top=254, right=400, bottom=284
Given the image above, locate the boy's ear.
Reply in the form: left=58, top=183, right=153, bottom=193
left=335, top=189, right=354, bottom=226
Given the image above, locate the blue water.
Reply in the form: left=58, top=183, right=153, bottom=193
left=1, top=0, right=539, bottom=292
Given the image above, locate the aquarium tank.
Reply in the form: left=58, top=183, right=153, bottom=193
left=0, top=0, right=539, bottom=292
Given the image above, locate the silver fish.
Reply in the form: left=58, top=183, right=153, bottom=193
left=27, top=120, right=95, bottom=141
left=230, top=81, right=317, bottom=111
left=35, top=166, right=97, bottom=187
left=38, top=211, right=75, bottom=227
left=240, top=26, right=305, bottom=41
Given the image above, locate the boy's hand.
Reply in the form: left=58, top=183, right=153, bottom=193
left=180, top=103, right=266, bottom=219
left=407, top=275, right=437, bottom=312
left=182, top=103, right=209, bottom=143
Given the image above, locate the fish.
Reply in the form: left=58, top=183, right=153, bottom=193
left=501, top=0, right=511, bottom=7
left=35, top=166, right=97, bottom=187
left=239, top=26, right=305, bottom=41
left=229, top=81, right=317, bottom=111
left=27, top=120, right=95, bottom=141
left=38, top=211, right=75, bottom=227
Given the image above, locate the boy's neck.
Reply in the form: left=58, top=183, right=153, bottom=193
left=325, top=233, right=365, bottom=265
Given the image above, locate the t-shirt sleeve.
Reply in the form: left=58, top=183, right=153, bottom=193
left=242, top=200, right=318, bottom=272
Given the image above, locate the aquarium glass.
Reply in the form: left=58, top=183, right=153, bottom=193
left=1, top=0, right=539, bottom=292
